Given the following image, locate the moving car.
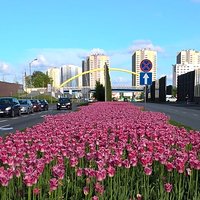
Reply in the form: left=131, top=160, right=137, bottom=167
left=0, top=97, right=21, bottom=117
left=39, top=99, right=49, bottom=111
left=19, top=99, right=33, bottom=114
left=30, top=99, right=42, bottom=112
left=57, top=97, right=72, bottom=110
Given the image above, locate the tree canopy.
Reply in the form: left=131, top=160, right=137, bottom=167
left=105, top=63, right=112, bottom=101
left=93, top=81, right=105, bottom=101
left=26, top=71, right=52, bottom=88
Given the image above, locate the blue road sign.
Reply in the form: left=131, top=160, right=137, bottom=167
left=140, top=59, right=152, bottom=72
left=140, top=72, right=152, bottom=85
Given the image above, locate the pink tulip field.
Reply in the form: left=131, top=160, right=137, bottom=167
left=0, top=102, right=200, bottom=200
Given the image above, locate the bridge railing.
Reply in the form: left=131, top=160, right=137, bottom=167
left=63, top=85, right=144, bottom=91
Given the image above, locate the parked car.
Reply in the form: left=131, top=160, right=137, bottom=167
left=39, top=99, right=49, bottom=111
left=0, top=97, right=21, bottom=117
left=30, top=99, right=42, bottom=112
left=19, top=99, right=33, bottom=114
left=166, top=95, right=177, bottom=102
left=57, top=97, right=72, bottom=110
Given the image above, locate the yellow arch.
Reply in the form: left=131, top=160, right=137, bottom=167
left=59, top=67, right=139, bottom=88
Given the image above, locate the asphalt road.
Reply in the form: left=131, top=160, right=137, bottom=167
left=0, top=104, right=77, bottom=137
left=132, top=102, right=200, bottom=131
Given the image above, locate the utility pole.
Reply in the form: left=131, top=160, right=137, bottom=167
left=29, top=58, right=38, bottom=99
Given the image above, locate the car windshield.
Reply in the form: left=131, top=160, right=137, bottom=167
left=59, top=98, right=70, bottom=103
left=0, top=98, right=12, bottom=105
left=30, top=100, right=37, bottom=104
left=19, top=100, right=28, bottom=104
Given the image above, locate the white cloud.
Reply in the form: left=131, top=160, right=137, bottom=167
left=90, top=48, right=106, bottom=55
left=0, top=62, right=11, bottom=74
left=28, top=41, right=165, bottom=73
left=111, top=76, right=132, bottom=86
left=128, top=40, right=165, bottom=54
left=28, top=48, right=90, bottom=72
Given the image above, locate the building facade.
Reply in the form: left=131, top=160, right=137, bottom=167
left=132, top=49, right=157, bottom=86
left=173, top=49, right=200, bottom=87
left=194, top=68, right=200, bottom=103
left=82, top=60, right=90, bottom=86
left=61, top=65, right=82, bottom=87
left=83, top=52, right=110, bottom=88
left=0, top=81, right=23, bottom=97
left=47, top=67, right=60, bottom=89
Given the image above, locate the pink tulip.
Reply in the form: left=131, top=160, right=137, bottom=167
left=0, top=176, right=9, bottom=186
left=164, top=183, right=173, bottom=193
left=49, top=178, right=58, bottom=191
left=33, top=188, right=40, bottom=195
left=95, top=182, right=104, bottom=195
left=165, top=162, right=174, bottom=172
left=107, top=165, right=115, bottom=177
left=144, top=166, right=152, bottom=175
left=76, top=168, right=83, bottom=177
left=83, top=186, right=89, bottom=195
left=96, top=169, right=107, bottom=181
left=92, top=196, right=99, bottom=200
left=136, top=193, right=142, bottom=200
left=69, top=157, right=78, bottom=167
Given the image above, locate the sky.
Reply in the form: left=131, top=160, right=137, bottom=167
left=0, top=0, right=200, bottom=86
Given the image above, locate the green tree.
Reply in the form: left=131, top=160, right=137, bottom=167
left=172, top=87, right=177, bottom=97
left=25, top=75, right=31, bottom=88
left=31, top=71, right=53, bottom=88
left=105, top=63, right=112, bottom=101
left=93, top=81, right=105, bottom=101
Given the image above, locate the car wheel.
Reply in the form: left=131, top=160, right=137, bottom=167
left=18, top=109, right=21, bottom=116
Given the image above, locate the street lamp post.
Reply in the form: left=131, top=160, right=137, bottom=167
left=29, top=58, right=38, bottom=99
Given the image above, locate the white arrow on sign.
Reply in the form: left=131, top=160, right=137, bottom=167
left=143, top=73, right=149, bottom=85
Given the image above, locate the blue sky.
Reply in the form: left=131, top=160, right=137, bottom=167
left=0, top=0, right=200, bottom=86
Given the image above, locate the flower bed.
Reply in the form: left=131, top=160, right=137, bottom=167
left=0, top=102, right=200, bottom=200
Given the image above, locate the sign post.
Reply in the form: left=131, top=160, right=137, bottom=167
left=140, top=59, right=153, bottom=110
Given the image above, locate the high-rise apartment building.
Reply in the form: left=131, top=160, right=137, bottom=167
left=82, top=60, right=90, bottom=86
left=173, top=50, right=200, bottom=87
left=176, top=49, right=200, bottom=64
left=61, top=65, right=82, bottom=87
left=47, top=67, right=60, bottom=89
left=132, top=49, right=157, bottom=86
left=83, top=52, right=110, bottom=88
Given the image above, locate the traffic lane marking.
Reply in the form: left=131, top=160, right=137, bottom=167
left=0, top=124, right=13, bottom=131
left=0, top=120, right=8, bottom=122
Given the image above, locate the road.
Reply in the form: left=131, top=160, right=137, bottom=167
left=132, top=102, right=200, bottom=131
left=0, top=104, right=77, bottom=137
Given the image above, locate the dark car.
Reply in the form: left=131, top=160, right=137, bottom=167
left=57, top=97, right=72, bottom=110
left=30, top=99, right=42, bottom=112
left=0, top=97, right=21, bottom=117
left=39, top=99, right=49, bottom=111
left=19, top=99, right=34, bottom=114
